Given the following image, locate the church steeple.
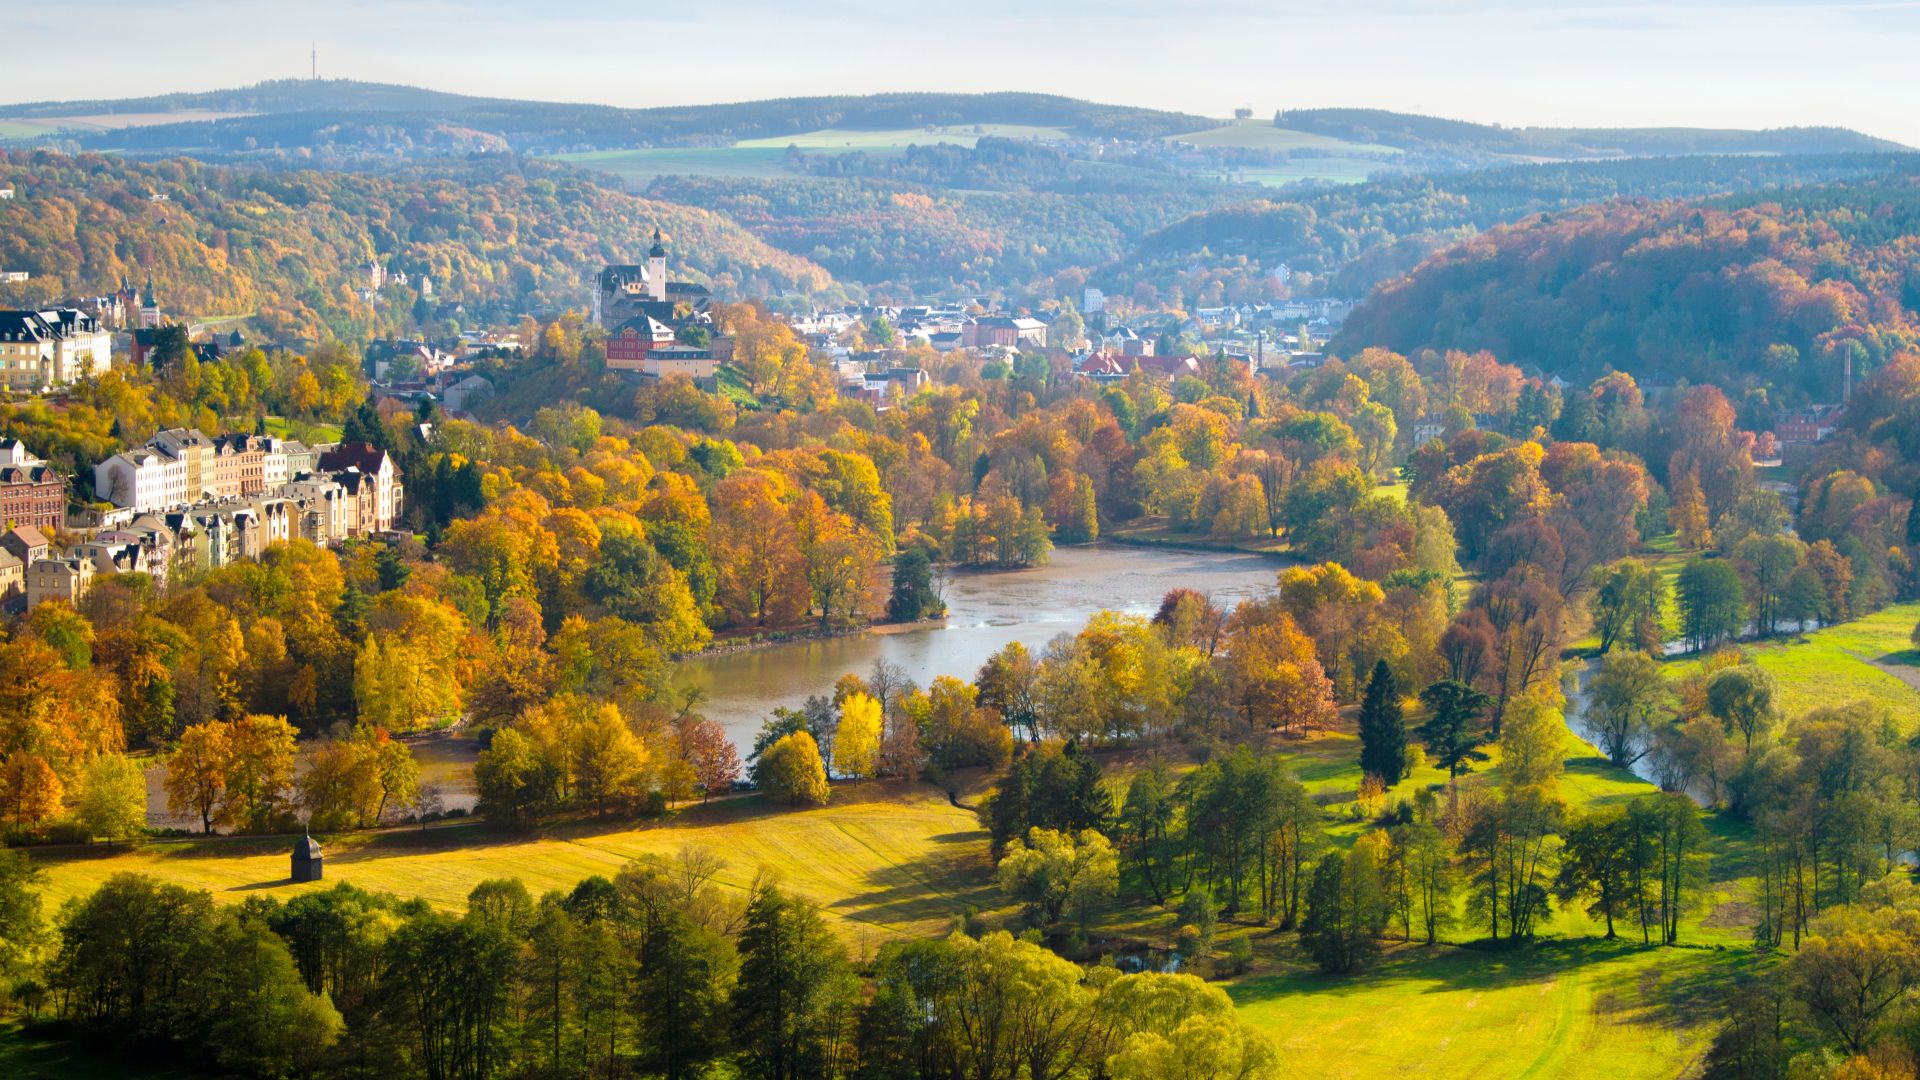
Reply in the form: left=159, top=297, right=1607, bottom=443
left=648, top=227, right=666, bottom=259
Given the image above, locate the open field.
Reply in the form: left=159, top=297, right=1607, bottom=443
left=260, top=414, right=344, bottom=443
left=1231, top=939, right=1746, bottom=1080
left=553, top=125, right=1071, bottom=183
left=28, top=782, right=995, bottom=943
left=0, top=110, right=256, bottom=138
left=734, top=124, right=1069, bottom=150
left=1165, top=118, right=1402, bottom=156
left=1671, top=598, right=1920, bottom=721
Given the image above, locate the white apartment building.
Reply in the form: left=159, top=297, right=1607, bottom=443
left=93, top=449, right=189, bottom=514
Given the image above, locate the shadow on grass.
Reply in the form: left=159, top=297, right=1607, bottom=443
left=832, top=833, right=999, bottom=931
left=1228, top=937, right=1713, bottom=1006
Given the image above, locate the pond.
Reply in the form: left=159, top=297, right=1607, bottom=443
left=678, top=543, right=1294, bottom=750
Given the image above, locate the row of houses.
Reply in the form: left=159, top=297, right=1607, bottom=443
left=0, top=437, right=408, bottom=611
left=93, top=430, right=403, bottom=538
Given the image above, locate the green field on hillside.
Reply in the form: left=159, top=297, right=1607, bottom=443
left=735, top=124, right=1069, bottom=150
left=1165, top=118, right=1402, bottom=156
left=553, top=125, right=1071, bottom=183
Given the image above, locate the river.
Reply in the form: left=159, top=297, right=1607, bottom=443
left=679, top=543, right=1293, bottom=751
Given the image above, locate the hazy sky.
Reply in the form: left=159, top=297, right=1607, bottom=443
left=10, top=0, right=1920, bottom=144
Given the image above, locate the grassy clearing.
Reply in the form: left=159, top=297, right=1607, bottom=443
left=734, top=125, right=1068, bottom=150
left=27, top=783, right=994, bottom=943
left=261, top=415, right=343, bottom=443
left=1165, top=119, right=1401, bottom=156
left=1670, top=599, right=1920, bottom=721
left=1230, top=939, right=1744, bottom=1080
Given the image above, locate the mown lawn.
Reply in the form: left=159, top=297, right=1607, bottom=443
left=27, top=783, right=995, bottom=943
left=1229, top=938, right=1751, bottom=1080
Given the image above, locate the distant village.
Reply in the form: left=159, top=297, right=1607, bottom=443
left=0, top=227, right=1851, bottom=612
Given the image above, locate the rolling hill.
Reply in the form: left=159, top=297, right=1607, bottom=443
left=1329, top=172, right=1920, bottom=394
left=0, top=151, right=834, bottom=343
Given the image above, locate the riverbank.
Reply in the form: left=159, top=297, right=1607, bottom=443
left=697, top=614, right=946, bottom=659
left=1103, top=521, right=1295, bottom=557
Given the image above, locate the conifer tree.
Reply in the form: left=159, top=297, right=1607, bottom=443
left=1356, top=659, right=1406, bottom=784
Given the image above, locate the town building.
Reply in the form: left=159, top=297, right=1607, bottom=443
left=315, top=443, right=404, bottom=533
left=94, top=448, right=188, bottom=514
left=0, top=454, right=65, bottom=532
left=963, top=316, right=1048, bottom=350
left=26, top=554, right=92, bottom=610
left=0, top=308, right=113, bottom=390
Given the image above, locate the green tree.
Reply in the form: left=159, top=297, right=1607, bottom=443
left=1707, top=666, right=1778, bottom=753
left=76, top=752, right=149, bottom=848
left=886, top=547, right=944, bottom=622
left=1676, top=556, right=1746, bottom=653
left=733, top=884, right=858, bottom=1080
left=1585, top=651, right=1673, bottom=768
left=0, top=849, right=42, bottom=984
left=996, top=826, right=1119, bottom=930
left=1302, top=844, right=1387, bottom=973
left=1556, top=807, right=1636, bottom=939
left=1417, top=679, right=1492, bottom=782
left=1356, top=659, right=1407, bottom=785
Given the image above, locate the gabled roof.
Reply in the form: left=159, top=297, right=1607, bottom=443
left=317, top=442, right=391, bottom=476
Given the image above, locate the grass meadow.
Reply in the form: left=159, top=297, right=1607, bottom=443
left=551, top=125, right=1071, bottom=183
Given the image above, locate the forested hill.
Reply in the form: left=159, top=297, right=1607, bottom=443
left=1330, top=173, right=1920, bottom=397
left=0, top=151, right=832, bottom=343
left=2, top=81, right=1210, bottom=153
left=1090, top=152, right=1920, bottom=304
left=1277, top=107, right=1908, bottom=158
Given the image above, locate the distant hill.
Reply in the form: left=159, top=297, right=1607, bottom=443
left=0, top=151, right=833, bottom=343
left=0, top=81, right=1211, bottom=155
left=1330, top=173, right=1920, bottom=396
left=1276, top=108, right=1908, bottom=159
left=1090, top=152, right=1920, bottom=304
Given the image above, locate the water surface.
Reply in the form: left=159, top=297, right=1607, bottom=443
left=680, top=543, right=1291, bottom=748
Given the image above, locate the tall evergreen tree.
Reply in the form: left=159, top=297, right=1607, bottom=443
left=1357, top=660, right=1406, bottom=784
left=733, top=885, right=853, bottom=1080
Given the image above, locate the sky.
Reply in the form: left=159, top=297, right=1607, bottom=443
left=8, top=0, right=1920, bottom=145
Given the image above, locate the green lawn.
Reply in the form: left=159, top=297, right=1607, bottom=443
left=1670, top=599, right=1920, bottom=722
left=1230, top=939, right=1746, bottom=1079
left=28, top=783, right=995, bottom=942
left=261, top=415, right=344, bottom=444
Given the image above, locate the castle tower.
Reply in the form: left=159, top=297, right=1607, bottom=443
left=647, top=228, right=667, bottom=303
left=139, top=274, right=162, bottom=329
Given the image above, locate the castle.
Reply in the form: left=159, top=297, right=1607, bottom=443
left=589, top=228, right=711, bottom=328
